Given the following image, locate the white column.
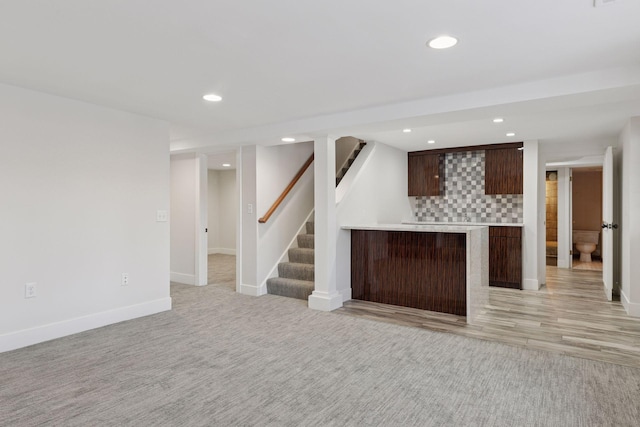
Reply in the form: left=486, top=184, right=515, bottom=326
left=309, top=135, right=343, bottom=311
left=537, top=147, right=547, bottom=286
left=620, top=117, right=640, bottom=316
left=522, top=140, right=542, bottom=290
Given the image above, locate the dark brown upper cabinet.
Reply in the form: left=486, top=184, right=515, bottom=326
left=485, top=147, right=523, bottom=195
left=408, top=153, right=444, bottom=196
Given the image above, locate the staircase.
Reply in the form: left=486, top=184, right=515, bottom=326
left=266, top=221, right=315, bottom=300
left=336, top=140, right=366, bottom=186
left=266, top=139, right=366, bottom=301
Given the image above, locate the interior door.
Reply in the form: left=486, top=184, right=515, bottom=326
left=602, top=146, right=615, bottom=301
left=568, top=168, right=573, bottom=270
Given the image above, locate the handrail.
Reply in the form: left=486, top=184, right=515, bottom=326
left=258, top=153, right=314, bottom=223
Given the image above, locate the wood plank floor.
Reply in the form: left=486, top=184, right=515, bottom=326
left=208, top=254, right=236, bottom=290
left=335, top=266, right=640, bottom=368
left=572, top=258, right=603, bottom=271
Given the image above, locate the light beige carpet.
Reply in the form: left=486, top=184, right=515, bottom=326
left=1, top=282, right=639, bottom=426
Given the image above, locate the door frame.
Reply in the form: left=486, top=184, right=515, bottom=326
left=602, top=146, right=615, bottom=301
left=195, top=154, right=208, bottom=286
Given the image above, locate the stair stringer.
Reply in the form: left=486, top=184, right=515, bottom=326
left=260, top=209, right=314, bottom=292
left=335, top=137, right=363, bottom=178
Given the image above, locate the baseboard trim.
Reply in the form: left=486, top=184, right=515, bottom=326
left=522, top=278, right=540, bottom=291
left=308, top=291, right=343, bottom=311
left=339, top=288, right=352, bottom=302
left=621, top=290, right=640, bottom=317
left=208, top=248, right=236, bottom=255
left=170, top=272, right=195, bottom=285
left=557, top=259, right=570, bottom=269
left=240, top=283, right=267, bottom=297
left=603, top=283, right=613, bottom=301
left=0, top=297, right=172, bottom=353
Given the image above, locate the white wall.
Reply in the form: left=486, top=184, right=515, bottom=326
left=170, top=155, right=197, bottom=284
left=0, top=83, right=171, bottom=352
left=522, top=140, right=544, bottom=290
left=207, top=170, right=221, bottom=251
left=619, top=117, right=640, bottom=316
left=240, top=146, right=258, bottom=294
left=207, top=169, right=237, bottom=254
left=538, top=146, right=547, bottom=286
left=218, top=170, right=237, bottom=252
left=195, top=154, right=208, bottom=285
left=170, top=154, right=207, bottom=286
left=335, top=141, right=414, bottom=300
left=556, top=168, right=572, bottom=269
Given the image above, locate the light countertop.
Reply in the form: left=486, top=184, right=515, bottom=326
left=341, top=223, right=488, bottom=233
left=402, top=221, right=524, bottom=227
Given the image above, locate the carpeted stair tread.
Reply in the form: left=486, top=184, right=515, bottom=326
left=297, top=234, right=314, bottom=249
left=266, top=277, right=314, bottom=300
left=288, top=247, right=314, bottom=264
left=278, top=262, right=314, bottom=281
left=305, top=221, right=314, bottom=234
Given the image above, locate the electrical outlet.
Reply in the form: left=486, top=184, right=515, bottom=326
left=25, top=282, right=37, bottom=299
left=121, top=273, right=129, bottom=286
left=247, top=203, right=253, bottom=214
left=156, top=210, right=168, bottom=222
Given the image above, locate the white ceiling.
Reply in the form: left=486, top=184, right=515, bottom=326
left=2, top=0, right=640, bottom=162
left=207, top=151, right=236, bottom=170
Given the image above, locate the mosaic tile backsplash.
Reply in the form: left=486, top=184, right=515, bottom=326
left=413, top=150, right=523, bottom=223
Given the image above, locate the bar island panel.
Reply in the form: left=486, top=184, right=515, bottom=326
left=343, top=224, right=489, bottom=324
left=351, top=230, right=467, bottom=315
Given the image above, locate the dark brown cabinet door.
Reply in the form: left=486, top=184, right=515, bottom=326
left=489, top=227, right=522, bottom=289
left=485, top=148, right=523, bottom=194
left=408, top=153, right=443, bottom=196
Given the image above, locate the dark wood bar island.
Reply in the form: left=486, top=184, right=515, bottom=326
left=344, top=224, right=489, bottom=323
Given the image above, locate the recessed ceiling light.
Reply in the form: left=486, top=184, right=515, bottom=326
left=493, top=118, right=504, bottom=123
left=506, top=132, right=516, bottom=137
left=403, top=128, right=412, bottom=133
left=222, top=163, right=231, bottom=167
left=281, top=137, right=296, bottom=142
left=203, top=93, right=222, bottom=102
left=427, top=140, right=436, bottom=144
left=427, top=35, right=458, bottom=49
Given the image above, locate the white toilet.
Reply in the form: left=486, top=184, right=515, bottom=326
left=572, top=230, right=600, bottom=263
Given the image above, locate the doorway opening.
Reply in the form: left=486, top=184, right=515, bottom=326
left=207, top=152, right=238, bottom=291
left=571, top=167, right=603, bottom=272
left=545, top=170, right=559, bottom=266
